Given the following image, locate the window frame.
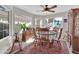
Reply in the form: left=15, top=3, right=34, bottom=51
left=0, top=11, right=9, bottom=40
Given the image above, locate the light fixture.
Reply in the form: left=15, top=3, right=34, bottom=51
left=43, top=11, right=48, bottom=15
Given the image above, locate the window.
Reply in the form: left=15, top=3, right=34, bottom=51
left=53, top=17, right=63, bottom=28
left=40, top=18, right=48, bottom=28
left=15, top=15, right=32, bottom=33
left=0, top=11, right=9, bottom=39
left=48, top=17, right=63, bottom=28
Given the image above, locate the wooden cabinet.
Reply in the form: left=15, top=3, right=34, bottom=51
left=68, top=8, right=79, bottom=53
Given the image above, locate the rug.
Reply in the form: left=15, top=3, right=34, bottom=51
left=14, top=41, right=69, bottom=54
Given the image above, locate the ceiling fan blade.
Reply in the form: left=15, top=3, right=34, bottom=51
left=49, top=5, right=57, bottom=9
left=48, top=10, right=55, bottom=12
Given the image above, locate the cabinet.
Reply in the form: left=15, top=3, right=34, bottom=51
left=68, top=8, right=79, bottom=53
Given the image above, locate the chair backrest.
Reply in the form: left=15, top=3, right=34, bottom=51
left=38, top=28, right=49, bottom=32
left=15, top=33, right=19, bottom=42
left=37, top=28, right=49, bottom=39
left=32, top=28, right=38, bottom=40
left=57, top=28, right=63, bottom=40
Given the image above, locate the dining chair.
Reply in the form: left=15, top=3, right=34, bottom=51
left=66, top=32, right=72, bottom=48
left=9, top=33, right=23, bottom=53
left=52, top=28, right=63, bottom=49
left=32, top=28, right=41, bottom=47
left=37, top=28, right=49, bottom=39
left=33, top=28, right=49, bottom=47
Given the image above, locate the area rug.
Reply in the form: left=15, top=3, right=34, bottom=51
left=14, top=41, right=69, bottom=54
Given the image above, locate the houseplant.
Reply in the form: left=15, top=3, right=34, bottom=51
left=20, top=23, right=28, bottom=42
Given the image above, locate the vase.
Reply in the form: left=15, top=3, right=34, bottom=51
left=22, top=30, right=26, bottom=42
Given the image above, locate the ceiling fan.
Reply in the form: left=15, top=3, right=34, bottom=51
left=40, top=5, right=57, bottom=13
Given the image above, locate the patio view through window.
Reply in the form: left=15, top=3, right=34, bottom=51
left=48, top=17, right=63, bottom=29
left=53, top=17, right=63, bottom=28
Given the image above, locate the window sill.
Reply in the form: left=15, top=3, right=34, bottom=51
left=0, top=36, right=10, bottom=42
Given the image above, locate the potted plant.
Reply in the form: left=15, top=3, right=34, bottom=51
left=20, top=23, right=27, bottom=42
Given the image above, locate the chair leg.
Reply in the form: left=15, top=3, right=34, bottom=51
left=52, top=40, right=54, bottom=47
left=69, top=41, right=71, bottom=48
left=19, top=41, right=23, bottom=51
left=9, top=41, right=15, bottom=53
left=57, top=41, right=61, bottom=50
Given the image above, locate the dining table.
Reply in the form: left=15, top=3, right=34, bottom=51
left=37, top=30, right=58, bottom=48
left=38, top=30, right=58, bottom=39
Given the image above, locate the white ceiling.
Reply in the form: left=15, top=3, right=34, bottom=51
left=15, top=5, right=79, bottom=16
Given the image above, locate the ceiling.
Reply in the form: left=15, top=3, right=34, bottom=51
left=15, top=5, right=79, bottom=16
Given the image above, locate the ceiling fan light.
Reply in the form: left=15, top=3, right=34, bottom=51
left=42, top=11, right=48, bottom=15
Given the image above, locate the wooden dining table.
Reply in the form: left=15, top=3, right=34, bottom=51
left=38, top=32, right=57, bottom=35
left=37, top=30, right=58, bottom=48
left=38, top=30, right=58, bottom=39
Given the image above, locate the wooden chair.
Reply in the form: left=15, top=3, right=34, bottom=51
left=33, top=28, right=49, bottom=47
left=37, top=28, right=49, bottom=39
left=32, top=28, right=41, bottom=47
left=66, top=32, right=72, bottom=48
left=52, top=28, right=63, bottom=49
left=37, top=28, right=50, bottom=47
left=9, top=33, right=23, bottom=53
